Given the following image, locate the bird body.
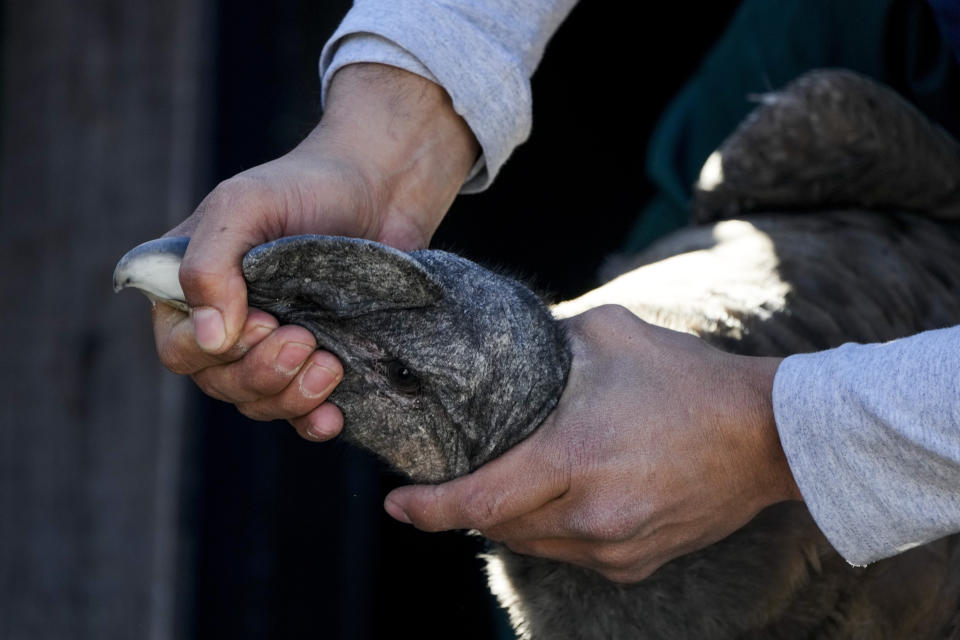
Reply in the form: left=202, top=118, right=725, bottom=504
left=115, top=70, right=960, bottom=638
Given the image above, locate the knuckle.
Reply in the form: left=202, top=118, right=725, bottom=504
left=239, top=352, right=290, bottom=396
left=589, top=542, right=641, bottom=573
left=159, top=354, right=189, bottom=376
left=157, top=342, right=195, bottom=376
left=236, top=389, right=307, bottom=422
left=176, top=268, right=209, bottom=298
left=235, top=401, right=272, bottom=422
left=177, top=259, right=220, bottom=294
left=250, top=373, right=290, bottom=398
left=206, top=174, right=270, bottom=210
left=279, top=378, right=326, bottom=415
left=196, top=175, right=277, bottom=229
left=580, top=304, right=634, bottom=328
left=594, top=517, right=634, bottom=543
left=572, top=504, right=634, bottom=542
left=600, top=564, right=652, bottom=585
left=191, top=370, right=230, bottom=402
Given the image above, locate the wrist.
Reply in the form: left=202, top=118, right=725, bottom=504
left=733, top=355, right=803, bottom=506
left=303, top=63, right=479, bottom=249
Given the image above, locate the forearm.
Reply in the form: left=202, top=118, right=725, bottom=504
left=319, top=0, right=579, bottom=191
left=303, top=63, right=480, bottom=249
left=774, top=325, right=960, bottom=566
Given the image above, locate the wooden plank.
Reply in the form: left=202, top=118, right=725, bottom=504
left=0, top=2, right=212, bottom=638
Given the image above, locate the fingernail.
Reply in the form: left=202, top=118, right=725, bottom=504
left=305, top=421, right=334, bottom=441
left=384, top=498, right=412, bottom=524
left=246, top=323, right=275, bottom=343
left=192, top=307, right=226, bottom=352
left=300, top=362, right=339, bottom=398
left=275, top=342, right=314, bottom=375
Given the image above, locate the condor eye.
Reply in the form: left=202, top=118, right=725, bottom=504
left=386, top=359, right=421, bottom=394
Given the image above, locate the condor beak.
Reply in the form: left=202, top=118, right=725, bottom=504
left=113, top=236, right=191, bottom=311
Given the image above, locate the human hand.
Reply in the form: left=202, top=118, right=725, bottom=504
left=153, top=64, right=478, bottom=440
left=384, top=305, right=802, bottom=583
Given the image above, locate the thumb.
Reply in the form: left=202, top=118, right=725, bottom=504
left=167, top=185, right=265, bottom=354
left=384, top=437, right=570, bottom=533
left=179, top=233, right=250, bottom=354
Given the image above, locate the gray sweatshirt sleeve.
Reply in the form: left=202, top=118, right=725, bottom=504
left=773, top=325, right=960, bottom=566
left=318, top=0, right=578, bottom=192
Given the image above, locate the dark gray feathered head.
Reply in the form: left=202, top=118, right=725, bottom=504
left=115, top=235, right=571, bottom=483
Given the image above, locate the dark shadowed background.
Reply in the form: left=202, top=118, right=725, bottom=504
left=0, top=2, right=741, bottom=638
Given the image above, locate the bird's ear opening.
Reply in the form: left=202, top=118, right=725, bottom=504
left=242, top=235, right=443, bottom=317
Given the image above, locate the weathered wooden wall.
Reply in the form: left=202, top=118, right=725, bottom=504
left=0, top=2, right=212, bottom=638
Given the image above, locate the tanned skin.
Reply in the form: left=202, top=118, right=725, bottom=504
left=152, top=63, right=801, bottom=582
